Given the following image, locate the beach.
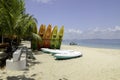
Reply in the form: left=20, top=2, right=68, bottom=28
left=0, top=42, right=120, bottom=80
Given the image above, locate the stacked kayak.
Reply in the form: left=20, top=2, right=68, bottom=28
left=41, top=48, right=82, bottom=59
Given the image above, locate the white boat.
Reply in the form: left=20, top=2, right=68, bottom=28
left=41, top=48, right=53, bottom=53
left=41, top=48, right=59, bottom=53
left=41, top=48, right=74, bottom=55
left=54, top=51, right=82, bottom=59
left=50, top=49, right=74, bottom=55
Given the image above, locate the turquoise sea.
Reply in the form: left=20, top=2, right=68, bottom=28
left=62, top=39, right=120, bottom=49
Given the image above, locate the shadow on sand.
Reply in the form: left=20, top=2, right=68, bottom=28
left=55, top=55, right=83, bottom=61
left=7, top=75, right=35, bottom=80
left=27, top=60, right=41, bottom=68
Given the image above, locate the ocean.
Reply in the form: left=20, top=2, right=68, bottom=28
left=62, top=39, right=120, bottom=49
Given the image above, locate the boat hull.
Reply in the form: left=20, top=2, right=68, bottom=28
left=54, top=51, right=82, bottom=59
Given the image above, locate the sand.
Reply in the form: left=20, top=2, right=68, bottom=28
left=0, top=41, right=120, bottom=80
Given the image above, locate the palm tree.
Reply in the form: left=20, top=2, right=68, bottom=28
left=0, top=0, right=8, bottom=44
left=0, top=0, right=41, bottom=46
left=0, top=0, right=41, bottom=68
left=0, top=0, right=25, bottom=44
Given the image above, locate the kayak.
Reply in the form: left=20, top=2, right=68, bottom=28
left=38, top=24, right=46, bottom=49
left=41, top=48, right=52, bottom=53
left=54, top=51, right=82, bottom=59
left=41, top=48, right=74, bottom=54
left=43, top=24, right=52, bottom=48
left=41, top=48, right=82, bottom=59
left=56, top=26, right=64, bottom=49
left=50, top=26, right=58, bottom=49
left=49, top=49, right=74, bottom=55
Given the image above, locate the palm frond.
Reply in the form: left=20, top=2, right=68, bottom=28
left=32, top=33, right=42, bottom=41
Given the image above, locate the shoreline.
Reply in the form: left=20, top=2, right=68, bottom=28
left=62, top=39, right=120, bottom=50
left=1, top=43, right=120, bottom=80
left=62, top=43, right=120, bottom=50
left=62, top=44, right=120, bottom=51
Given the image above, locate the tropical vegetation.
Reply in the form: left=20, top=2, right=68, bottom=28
left=0, top=0, right=41, bottom=68
left=0, top=0, right=41, bottom=47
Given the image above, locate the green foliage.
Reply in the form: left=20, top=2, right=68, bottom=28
left=0, top=0, right=41, bottom=43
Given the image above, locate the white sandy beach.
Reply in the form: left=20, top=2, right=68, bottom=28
left=0, top=41, right=120, bottom=80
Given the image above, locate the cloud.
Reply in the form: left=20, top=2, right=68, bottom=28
left=65, top=29, right=82, bottom=34
left=64, top=26, right=120, bottom=40
left=63, top=29, right=83, bottom=40
left=107, top=26, right=120, bottom=32
left=92, top=26, right=120, bottom=33
left=32, top=0, right=56, bottom=3
left=86, top=26, right=120, bottom=39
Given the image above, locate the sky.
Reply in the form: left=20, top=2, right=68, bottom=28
left=25, top=0, right=120, bottom=39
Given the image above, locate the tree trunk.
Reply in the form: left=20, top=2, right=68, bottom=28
left=2, top=35, right=4, bottom=44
